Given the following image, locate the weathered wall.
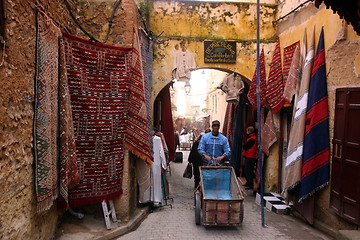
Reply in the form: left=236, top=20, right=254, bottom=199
left=78, top=0, right=139, bottom=47
left=150, top=0, right=278, bottom=104
left=277, top=1, right=360, bottom=230
left=0, top=0, right=77, bottom=239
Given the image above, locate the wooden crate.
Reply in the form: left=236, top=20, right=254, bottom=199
left=200, top=166, right=244, bottom=226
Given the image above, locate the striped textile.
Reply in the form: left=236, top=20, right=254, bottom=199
left=127, top=29, right=153, bottom=164
left=247, top=49, right=267, bottom=110
left=261, top=111, right=277, bottom=156
left=283, top=44, right=301, bottom=104
left=283, top=29, right=315, bottom=193
left=283, top=41, right=300, bottom=85
left=299, top=27, right=330, bottom=202
left=34, top=11, right=62, bottom=212
left=266, top=39, right=284, bottom=113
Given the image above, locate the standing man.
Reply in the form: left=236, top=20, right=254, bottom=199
left=242, top=126, right=257, bottom=190
left=198, top=120, right=231, bottom=166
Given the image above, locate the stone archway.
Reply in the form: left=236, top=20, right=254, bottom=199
left=149, top=0, right=277, bottom=105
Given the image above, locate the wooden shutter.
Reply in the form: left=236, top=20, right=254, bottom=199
left=330, top=88, right=360, bottom=224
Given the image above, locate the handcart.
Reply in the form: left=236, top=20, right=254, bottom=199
left=194, top=166, right=244, bottom=226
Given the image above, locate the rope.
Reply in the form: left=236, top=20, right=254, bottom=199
left=273, top=0, right=314, bottom=23
left=102, top=0, right=122, bottom=44
left=62, top=0, right=100, bottom=42
left=62, top=0, right=123, bottom=43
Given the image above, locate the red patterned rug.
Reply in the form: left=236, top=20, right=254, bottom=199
left=62, top=32, right=152, bottom=207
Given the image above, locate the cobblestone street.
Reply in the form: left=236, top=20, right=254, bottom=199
left=117, top=151, right=334, bottom=240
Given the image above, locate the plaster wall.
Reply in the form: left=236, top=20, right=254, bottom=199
left=0, top=1, right=77, bottom=239
left=150, top=0, right=278, bottom=103
left=277, top=1, right=360, bottom=230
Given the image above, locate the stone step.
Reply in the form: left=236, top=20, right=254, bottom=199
left=255, top=192, right=292, bottom=214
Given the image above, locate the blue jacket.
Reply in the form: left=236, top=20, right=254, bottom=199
left=198, top=132, right=231, bottom=163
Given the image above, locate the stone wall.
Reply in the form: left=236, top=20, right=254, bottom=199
left=0, top=0, right=77, bottom=239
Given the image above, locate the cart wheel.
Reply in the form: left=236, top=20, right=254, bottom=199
left=195, top=191, right=201, bottom=225
left=239, top=202, right=244, bottom=224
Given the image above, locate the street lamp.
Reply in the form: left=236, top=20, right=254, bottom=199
left=184, top=81, right=191, bottom=95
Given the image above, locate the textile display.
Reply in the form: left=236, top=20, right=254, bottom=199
left=160, top=85, right=176, bottom=162
left=34, top=11, right=61, bottom=212
left=59, top=38, right=80, bottom=208
left=261, top=111, right=277, bottom=156
left=230, top=95, right=244, bottom=176
left=172, top=49, right=196, bottom=82
left=283, top=44, right=301, bottom=104
left=300, top=28, right=330, bottom=202
left=139, top=29, right=154, bottom=152
left=63, top=32, right=151, bottom=207
left=247, top=49, right=267, bottom=110
left=283, top=41, right=300, bottom=85
left=266, top=39, right=284, bottom=113
left=283, top=29, right=315, bottom=193
left=218, top=73, right=244, bottom=102
left=222, top=102, right=238, bottom=146
left=127, top=29, right=153, bottom=164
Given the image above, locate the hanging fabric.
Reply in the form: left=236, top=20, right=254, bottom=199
left=62, top=31, right=152, bottom=207
left=247, top=49, right=267, bottom=110
left=159, top=85, right=176, bottom=163
left=222, top=101, right=238, bottom=146
left=283, top=41, right=300, bottom=85
left=266, top=38, right=284, bottom=113
left=283, top=28, right=315, bottom=193
left=261, top=111, right=277, bottom=156
left=34, top=11, right=63, bottom=212
left=299, top=27, right=330, bottom=202
left=283, top=44, right=301, bottom=104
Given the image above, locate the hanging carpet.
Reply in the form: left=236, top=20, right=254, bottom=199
left=300, top=27, right=330, bottom=202
left=266, top=38, right=284, bottom=113
left=34, top=11, right=62, bottom=212
left=283, top=41, right=300, bottom=85
left=283, top=29, right=315, bottom=193
left=62, top=32, right=152, bottom=207
left=247, top=48, right=267, bottom=110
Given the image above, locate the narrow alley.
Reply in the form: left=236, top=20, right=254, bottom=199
left=117, top=151, right=333, bottom=240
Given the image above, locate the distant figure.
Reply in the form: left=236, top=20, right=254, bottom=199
left=198, top=120, right=231, bottom=166
left=242, top=126, right=257, bottom=190
left=174, top=130, right=180, bottom=150
left=188, top=129, right=210, bottom=188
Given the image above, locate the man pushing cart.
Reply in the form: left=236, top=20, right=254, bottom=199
left=198, top=120, right=231, bottom=166
left=195, top=120, right=244, bottom=226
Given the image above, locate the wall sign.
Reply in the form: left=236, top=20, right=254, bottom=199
left=204, top=41, right=236, bottom=63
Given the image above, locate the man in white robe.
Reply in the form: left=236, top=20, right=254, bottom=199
left=151, top=135, right=167, bottom=205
